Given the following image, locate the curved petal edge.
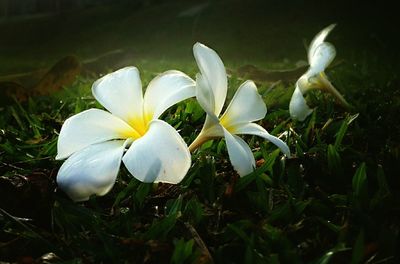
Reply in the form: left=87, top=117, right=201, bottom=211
left=144, top=70, right=195, bottom=120
left=223, top=128, right=255, bottom=177
left=56, top=109, right=136, bottom=160
left=57, top=140, right=126, bottom=202
left=221, top=80, right=267, bottom=128
left=92, top=66, right=144, bottom=124
left=193, top=42, right=227, bottom=116
left=122, top=120, right=191, bottom=184
left=233, top=123, right=291, bottom=157
left=308, top=24, right=336, bottom=63
left=289, top=85, right=313, bottom=122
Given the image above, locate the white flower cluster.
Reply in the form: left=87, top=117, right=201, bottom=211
left=56, top=25, right=347, bottom=201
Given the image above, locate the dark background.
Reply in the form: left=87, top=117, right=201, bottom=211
left=0, top=0, right=399, bottom=75
left=1, top=1, right=399, bottom=262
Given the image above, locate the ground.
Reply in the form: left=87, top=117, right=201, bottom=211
left=0, top=0, right=399, bottom=263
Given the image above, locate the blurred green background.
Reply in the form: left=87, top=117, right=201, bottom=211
left=1, top=0, right=398, bottom=73
left=1, top=0, right=399, bottom=263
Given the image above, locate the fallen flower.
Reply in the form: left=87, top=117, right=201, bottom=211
left=56, top=67, right=195, bottom=201
left=289, top=24, right=350, bottom=121
left=189, top=43, right=290, bottom=177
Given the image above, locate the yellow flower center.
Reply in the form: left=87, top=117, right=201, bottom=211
left=128, top=117, right=148, bottom=137
left=119, top=111, right=154, bottom=140
left=219, top=115, right=229, bottom=128
left=220, top=115, right=238, bottom=134
left=118, top=128, right=142, bottom=140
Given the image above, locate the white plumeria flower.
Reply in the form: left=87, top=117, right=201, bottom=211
left=289, top=24, right=350, bottom=121
left=189, top=43, right=290, bottom=177
left=56, top=67, right=195, bottom=201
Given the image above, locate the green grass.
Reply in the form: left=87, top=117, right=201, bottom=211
left=1, top=56, right=399, bottom=262
left=1, top=0, right=399, bottom=263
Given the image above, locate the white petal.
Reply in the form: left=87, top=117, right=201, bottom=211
left=220, top=80, right=266, bottom=128
left=289, top=84, right=313, bottom=122
left=193, top=42, right=227, bottom=116
left=196, top=73, right=219, bottom=123
left=309, top=42, right=336, bottom=75
left=57, top=140, right=126, bottom=202
left=56, top=109, right=138, bottom=160
left=122, top=120, right=191, bottom=184
left=232, top=123, right=290, bottom=157
left=143, top=70, right=195, bottom=120
left=223, top=128, right=255, bottom=177
left=201, top=118, right=224, bottom=137
left=308, top=24, right=336, bottom=63
left=92, top=67, right=143, bottom=124
left=188, top=120, right=224, bottom=151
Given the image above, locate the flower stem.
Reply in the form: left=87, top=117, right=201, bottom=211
left=321, top=75, right=351, bottom=110
left=188, top=135, right=211, bottom=152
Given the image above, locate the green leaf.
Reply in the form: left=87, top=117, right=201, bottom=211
left=234, top=149, right=279, bottom=193
left=144, top=214, right=177, bottom=240
left=286, top=160, right=305, bottom=197
left=166, top=195, right=183, bottom=216
left=352, top=163, right=368, bottom=201
left=113, top=178, right=139, bottom=208
left=246, top=191, right=269, bottom=212
left=314, top=243, right=350, bottom=264
left=334, top=113, right=359, bottom=149
left=0, top=208, right=53, bottom=249
left=295, top=140, right=305, bottom=158
left=134, top=182, right=152, bottom=209
left=184, top=198, right=204, bottom=225
left=227, top=221, right=252, bottom=243
left=185, top=99, right=204, bottom=122
left=145, top=196, right=183, bottom=240
left=171, top=239, right=197, bottom=264
left=197, top=157, right=217, bottom=202
left=217, top=140, right=226, bottom=154
left=327, top=144, right=342, bottom=173
left=268, top=199, right=310, bottom=224
left=304, top=110, right=317, bottom=143
left=314, top=216, right=341, bottom=233
left=13, top=97, right=42, bottom=138
left=200, top=139, right=214, bottom=150
left=244, top=234, right=256, bottom=264
left=351, top=229, right=365, bottom=264
left=370, top=165, right=391, bottom=209
left=0, top=140, right=16, bottom=155
left=262, top=224, right=282, bottom=240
